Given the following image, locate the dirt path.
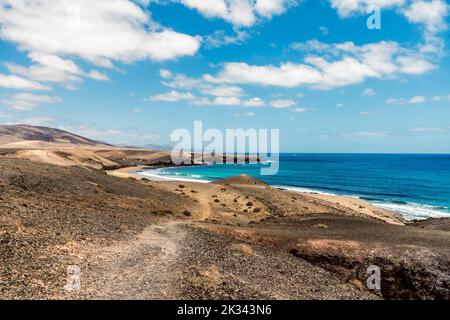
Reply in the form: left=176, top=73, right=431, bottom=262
left=192, top=186, right=216, bottom=221
left=70, top=184, right=217, bottom=299
left=76, top=221, right=187, bottom=300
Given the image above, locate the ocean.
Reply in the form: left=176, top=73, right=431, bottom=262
left=136, top=154, right=450, bottom=221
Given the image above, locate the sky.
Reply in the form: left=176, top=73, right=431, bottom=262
left=0, top=0, right=449, bottom=153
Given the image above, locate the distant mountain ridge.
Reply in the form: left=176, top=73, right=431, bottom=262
left=0, top=124, right=110, bottom=148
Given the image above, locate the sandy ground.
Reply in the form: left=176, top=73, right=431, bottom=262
left=305, top=193, right=405, bottom=225
left=106, top=165, right=147, bottom=179
left=71, top=221, right=187, bottom=300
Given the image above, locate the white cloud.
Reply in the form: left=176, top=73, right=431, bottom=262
left=160, top=69, right=173, bottom=79
left=329, top=0, right=406, bottom=17
left=319, top=26, right=330, bottom=35
left=255, top=0, right=294, bottom=17
left=178, top=0, right=297, bottom=27
left=20, top=116, right=55, bottom=126
left=291, top=107, right=306, bottom=112
left=385, top=95, right=426, bottom=105
left=203, top=41, right=435, bottom=89
left=270, top=99, right=296, bottom=108
left=190, top=96, right=265, bottom=107
left=1, top=93, right=62, bottom=110
left=0, top=0, right=201, bottom=64
left=243, top=97, right=265, bottom=107
left=329, top=0, right=449, bottom=36
left=87, top=70, right=109, bottom=81
left=431, top=94, right=450, bottom=101
left=345, top=131, right=389, bottom=137
left=133, top=108, right=144, bottom=113
left=154, top=70, right=267, bottom=108
left=147, top=90, right=196, bottom=102
left=363, top=88, right=377, bottom=96
left=409, top=126, right=449, bottom=133
left=205, top=62, right=322, bottom=87
left=234, top=111, right=255, bottom=117
left=359, top=110, right=377, bottom=115
left=161, top=72, right=203, bottom=89
left=5, top=53, right=109, bottom=89
left=396, top=56, right=435, bottom=75
left=204, top=29, right=250, bottom=48
left=201, top=85, right=245, bottom=97
left=0, top=73, right=49, bottom=90
left=409, top=95, right=427, bottom=104
left=212, top=96, right=242, bottom=106
left=402, top=0, right=449, bottom=33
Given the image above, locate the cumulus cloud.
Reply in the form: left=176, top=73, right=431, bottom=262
left=147, top=90, right=196, bottom=102
left=178, top=0, right=298, bottom=27
left=0, top=0, right=200, bottom=93
left=204, top=29, right=250, bottom=48
left=344, top=131, right=389, bottom=137
left=0, top=0, right=201, bottom=63
left=201, top=85, right=245, bottom=97
left=402, top=0, right=448, bottom=33
left=234, top=111, right=255, bottom=117
left=204, top=40, right=435, bottom=89
left=5, top=52, right=109, bottom=89
left=385, top=95, right=427, bottom=104
left=363, top=88, right=377, bottom=96
left=155, top=70, right=266, bottom=108
left=190, top=96, right=265, bottom=107
left=329, top=0, right=449, bottom=36
left=0, top=73, right=50, bottom=90
left=1, top=93, right=63, bottom=110
left=329, top=0, right=406, bottom=17
left=408, top=126, right=450, bottom=133
left=270, top=99, right=296, bottom=108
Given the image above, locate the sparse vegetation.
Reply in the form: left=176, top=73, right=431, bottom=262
left=183, top=210, right=192, bottom=217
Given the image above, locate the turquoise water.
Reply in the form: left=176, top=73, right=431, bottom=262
left=137, top=154, right=450, bottom=220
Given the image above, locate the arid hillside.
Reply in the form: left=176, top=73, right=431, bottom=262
left=0, top=124, right=109, bottom=148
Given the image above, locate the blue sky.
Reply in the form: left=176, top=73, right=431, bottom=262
left=0, top=0, right=449, bottom=152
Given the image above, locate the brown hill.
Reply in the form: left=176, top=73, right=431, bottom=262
left=0, top=124, right=109, bottom=148
left=214, top=174, right=268, bottom=187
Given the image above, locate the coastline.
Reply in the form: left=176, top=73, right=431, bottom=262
left=125, top=163, right=450, bottom=222
left=106, top=165, right=147, bottom=179
left=109, top=164, right=406, bottom=225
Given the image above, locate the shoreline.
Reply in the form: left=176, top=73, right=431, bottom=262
left=109, top=164, right=449, bottom=222
left=125, top=165, right=450, bottom=222
left=108, top=164, right=407, bottom=225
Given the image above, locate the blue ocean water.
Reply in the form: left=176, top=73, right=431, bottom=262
left=137, top=154, right=450, bottom=220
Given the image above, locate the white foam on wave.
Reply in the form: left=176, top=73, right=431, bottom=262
left=275, top=185, right=450, bottom=221
left=373, top=202, right=450, bottom=221
left=272, top=185, right=335, bottom=196
left=136, top=168, right=211, bottom=184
